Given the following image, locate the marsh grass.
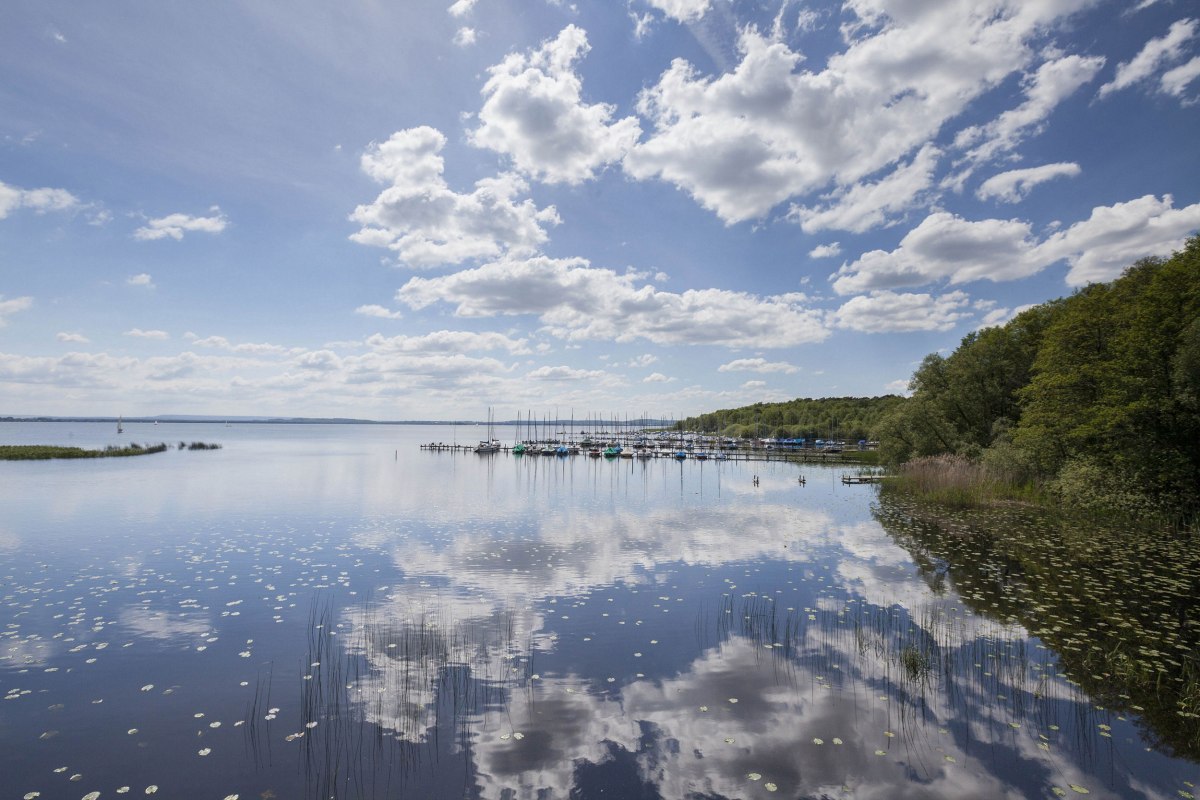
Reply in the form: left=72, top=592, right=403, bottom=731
left=886, top=454, right=1047, bottom=508
left=0, top=443, right=170, bottom=460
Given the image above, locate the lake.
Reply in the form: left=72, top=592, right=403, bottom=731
left=1, top=421, right=1196, bottom=799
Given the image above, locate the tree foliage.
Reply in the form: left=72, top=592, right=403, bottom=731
left=881, top=236, right=1200, bottom=521
left=680, top=395, right=905, bottom=441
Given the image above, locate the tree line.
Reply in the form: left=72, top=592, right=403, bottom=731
left=679, top=395, right=905, bottom=442
left=876, top=236, right=1200, bottom=522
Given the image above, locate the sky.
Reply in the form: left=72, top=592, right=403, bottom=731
left=1, top=0, right=1198, bottom=420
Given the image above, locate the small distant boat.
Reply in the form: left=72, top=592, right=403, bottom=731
left=116, top=416, right=124, bottom=434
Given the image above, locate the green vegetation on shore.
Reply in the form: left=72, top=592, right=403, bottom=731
left=878, top=236, right=1200, bottom=525
left=679, top=395, right=905, bottom=441
left=0, top=441, right=222, bottom=460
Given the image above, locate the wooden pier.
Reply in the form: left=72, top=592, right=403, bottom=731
left=840, top=474, right=886, bottom=484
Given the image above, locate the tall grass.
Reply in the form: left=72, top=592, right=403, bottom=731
left=0, top=443, right=170, bottom=460
left=886, top=454, right=1045, bottom=508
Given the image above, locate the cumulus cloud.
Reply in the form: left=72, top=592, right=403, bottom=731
left=126, top=273, right=155, bottom=287
left=834, top=290, right=972, bottom=333
left=187, top=335, right=291, bottom=355
left=525, top=365, right=608, bottom=381
left=0, top=295, right=33, bottom=327
left=1098, top=18, right=1197, bottom=98
left=626, top=3, right=1097, bottom=223
left=643, top=371, right=673, bottom=383
left=397, top=256, right=830, bottom=348
left=832, top=212, right=1041, bottom=294
left=717, top=357, right=798, bottom=374
left=447, top=0, right=477, bottom=16
left=364, top=330, right=530, bottom=355
left=834, top=194, right=1200, bottom=293
left=349, top=126, right=560, bottom=268
left=0, top=180, right=80, bottom=219
left=1038, top=193, right=1200, bottom=285
left=952, top=54, right=1104, bottom=175
left=976, top=162, right=1081, bottom=203
left=133, top=207, right=227, bottom=241
left=977, top=303, right=1035, bottom=330
left=355, top=304, right=404, bottom=319
left=645, top=0, right=710, bottom=23
left=56, top=332, right=90, bottom=343
left=453, top=27, right=477, bottom=47
left=471, top=26, right=641, bottom=184
left=123, top=328, right=170, bottom=339
left=808, top=242, right=841, bottom=259
left=787, top=145, right=940, bottom=233
left=628, top=353, right=658, bottom=367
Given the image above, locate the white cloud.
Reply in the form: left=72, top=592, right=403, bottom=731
left=0, top=295, right=33, bottom=327
left=832, top=212, right=1041, bottom=294
left=643, top=371, right=673, bottom=383
left=645, top=0, right=710, bottom=23
left=189, top=335, right=291, bottom=355
left=349, top=126, right=560, bottom=268
left=834, top=290, right=972, bottom=333
left=630, top=11, right=654, bottom=40
left=628, top=353, right=658, bottom=367
left=1098, top=18, right=1197, bottom=98
left=56, top=332, right=90, bottom=343
left=525, top=365, right=608, bottom=381
left=787, top=145, right=940, bottom=233
left=126, top=273, right=155, bottom=287
left=953, top=54, right=1104, bottom=173
left=123, top=328, right=170, bottom=340
left=453, top=27, right=477, bottom=47
left=1160, top=55, right=1200, bottom=99
left=884, top=378, right=911, bottom=394
left=717, top=357, right=798, bottom=374
left=364, top=330, right=530, bottom=355
left=133, top=208, right=227, bottom=241
left=835, top=194, right=1200, bottom=293
left=808, top=242, right=841, bottom=259
left=471, top=26, right=641, bottom=185
left=448, top=0, right=477, bottom=17
left=1037, top=193, right=1200, bottom=285
left=397, top=256, right=831, bottom=348
left=976, top=162, right=1081, bottom=203
left=977, top=303, right=1035, bottom=330
left=355, top=304, right=404, bottom=319
left=0, top=180, right=80, bottom=219
left=626, top=3, right=1097, bottom=224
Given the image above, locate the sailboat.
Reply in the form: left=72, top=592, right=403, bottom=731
left=474, top=407, right=501, bottom=454
left=116, top=416, right=124, bottom=434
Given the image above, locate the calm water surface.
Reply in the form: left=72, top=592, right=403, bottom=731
left=2, top=422, right=1196, bottom=799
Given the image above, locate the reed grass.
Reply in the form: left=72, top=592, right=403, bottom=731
left=0, top=442, right=170, bottom=460
left=885, top=454, right=1046, bottom=508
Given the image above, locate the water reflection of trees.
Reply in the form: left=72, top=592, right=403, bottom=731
left=873, top=492, right=1200, bottom=760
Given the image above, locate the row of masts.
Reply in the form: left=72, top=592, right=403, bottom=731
left=471, top=409, right=735, bottom=457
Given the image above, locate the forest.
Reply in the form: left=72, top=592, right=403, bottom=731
left=679, top=395, right=905, bottom=442
left=877, top=235, right=1200, bottom=522
left=690, top=236, right=1200, bottom=523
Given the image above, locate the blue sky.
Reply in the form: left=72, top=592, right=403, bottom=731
left=2, top=0, right=1198, bottom=419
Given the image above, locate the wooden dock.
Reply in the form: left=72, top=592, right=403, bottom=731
left=840, top=474, right=887, bottom=484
